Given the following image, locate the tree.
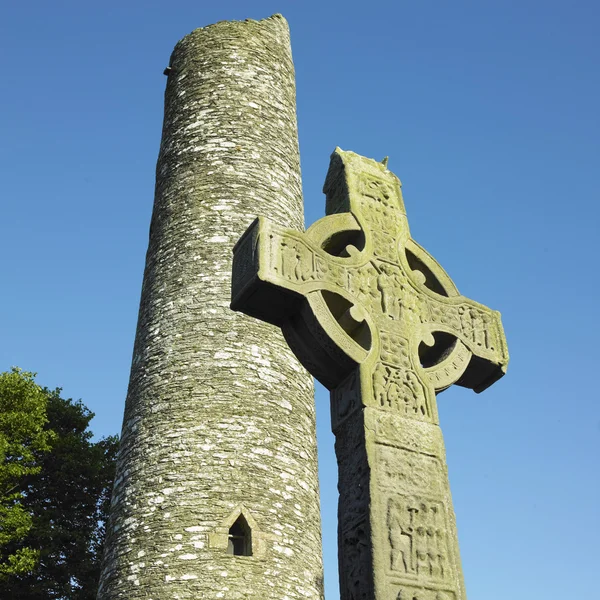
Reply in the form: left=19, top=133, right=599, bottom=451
left=0, top=368, right=54, bottom=579
left=0, top=373, right=119, bottom=599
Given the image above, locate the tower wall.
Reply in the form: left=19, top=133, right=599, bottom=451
left=98, top=15, right=324, bottom=599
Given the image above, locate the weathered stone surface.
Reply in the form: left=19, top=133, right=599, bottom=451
left=232, top=148, right=509, bottom=600
left=98, top=15, right=324, bottom=600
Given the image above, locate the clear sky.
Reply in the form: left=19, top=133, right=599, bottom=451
left=1, top=1, right=598, bottom=598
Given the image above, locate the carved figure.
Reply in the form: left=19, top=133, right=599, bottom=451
left=377, top=266, right=399, bottom=318
left=280, top=240, right=295, bottom=277
left=471, top=308, right=492, bottom=349
left=315, top=254, right=329, bottom=278
left=373, top=363, right=388, bottom=407
left=437, top=553, right=446, bottom=579
left=292, top=244, right=313, bottom=281
left=416, top=550, right=429, bottom=576
left=387, top=377, right=401, bottom=411
left=428, top=552, right=440, bottom=578
left=405, top=371, right=427, bottom=417
left=388, top=498, right=414, bottom=573
left=293, top=246, right=303, bottom=280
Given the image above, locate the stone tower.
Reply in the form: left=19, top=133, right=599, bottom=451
left=98, top=15, right=324, bottom=600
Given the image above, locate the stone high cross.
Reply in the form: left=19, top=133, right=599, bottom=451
left=232, top=148, right=509, bottom=600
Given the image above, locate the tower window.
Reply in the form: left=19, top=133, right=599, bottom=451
left=227, top=514, right=252, bottom=556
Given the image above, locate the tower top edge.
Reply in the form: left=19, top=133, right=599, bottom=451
left=175, top=13, right=289, bottom=46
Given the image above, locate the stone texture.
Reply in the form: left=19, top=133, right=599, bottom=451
left=98, top=15, right=324, bottom=600
left=232, top=148, right=509, bottom=600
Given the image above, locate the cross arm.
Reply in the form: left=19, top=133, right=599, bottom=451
left=231, top=214, right=373, bottom=388
left=231, top=214, right=362, bottom=322
left=400, top=237, right=509, bottom=394
left=231, top=217, right=306, bottom=327
left=419, top=295, right=508, bottom=394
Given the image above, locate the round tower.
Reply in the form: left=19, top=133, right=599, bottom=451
left=98, top=15, right=324, bottom=599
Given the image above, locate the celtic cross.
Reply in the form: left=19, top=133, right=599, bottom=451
left=231, top=149, right=508, bottom=600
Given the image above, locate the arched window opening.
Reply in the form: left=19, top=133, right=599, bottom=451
left=227, top=514, right=252, bottom=556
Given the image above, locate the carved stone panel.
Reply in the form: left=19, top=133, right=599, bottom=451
left=380, top=331, right=411, bottom=367
left=385, top=495, right=453, bottom=583
left=372, top=363, right=432, bottom=421
left=393, top=586, right=456, bottom=600
left=375, top=446, right=443, bottom=497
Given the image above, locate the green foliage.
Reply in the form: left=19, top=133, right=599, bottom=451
left=0, top=370, right=119, bottom=599
left=0, top=368, right=54, bottom=578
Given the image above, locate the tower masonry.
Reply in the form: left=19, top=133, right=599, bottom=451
left=98, top=15, right=324, bottom=600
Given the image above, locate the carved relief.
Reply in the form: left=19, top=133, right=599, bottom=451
left=394, top=587, right=455, bottom=600
left=387, top=496, right=451, bottom=583
left=424, top=302, right=461, bottom=332
left=388, top=497, right=417, bottom=574
left=376, top=446, right=442, bottom=496
left=421, top=301, right=499, bottom=355
left=314, top=254, right=350, bottom=292
left=314, top=253, right=328, bottom=278
left=372, top=364, right=431, bottom=420
left=278, top=239, right=314, bottom=282
left=347, top=264, right=380, bottom=314
left=458, top=306, right=496, bottom=351
left=380, top=331, right=410, bottom=368
left=370, top=410, right=442, bottom=457
left=376, top=264, right=401, bottom=320
left=370, top=229, right=399, bottom=262
left=371, top=263, right=424, bottom=325
left=358, top=175, right=397, bottom=208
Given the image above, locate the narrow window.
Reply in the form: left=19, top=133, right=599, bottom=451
left=227, top=514, right=252, bottom=556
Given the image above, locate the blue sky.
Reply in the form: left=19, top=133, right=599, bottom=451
left=1, top=1, right=598, bottom=598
